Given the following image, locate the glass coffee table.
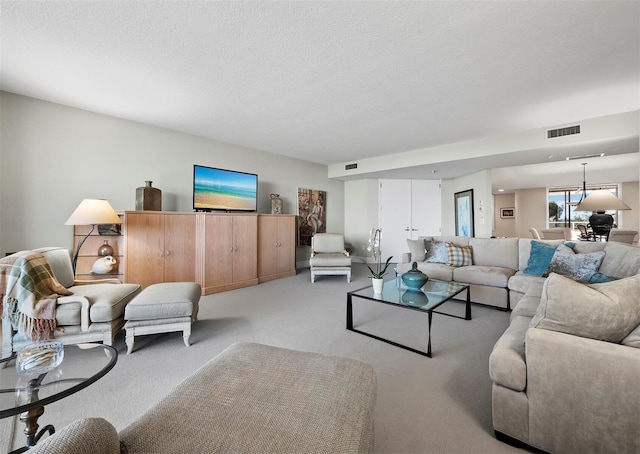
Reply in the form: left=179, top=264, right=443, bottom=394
left=1, top=343, right=117, bottom=453
left=347, top=277, right=471, bottom=357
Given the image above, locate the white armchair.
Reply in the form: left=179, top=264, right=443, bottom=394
left=607, top=229, right=638, bottom=244
left=309, top=233, right=352, bottom=283
left=2, top=247, right=141, bottom=357
left=540, top=228, right=572, bottom=240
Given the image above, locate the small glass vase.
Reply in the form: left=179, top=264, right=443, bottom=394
left=98, top=240, right=114, bottom=257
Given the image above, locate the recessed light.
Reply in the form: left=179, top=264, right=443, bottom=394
left=498, top=189, right=505, bottom=192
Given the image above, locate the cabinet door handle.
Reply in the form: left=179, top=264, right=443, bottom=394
left=229, top=246, right=234, bottom=252
left=160, top=251, right=164, bottom=257
left=234, top=246, right=238, bottom=251
left=404, top=227, right=410, bottom=231
left=165, top=250, right=171, bottom=256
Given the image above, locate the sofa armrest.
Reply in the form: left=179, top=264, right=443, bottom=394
left=526, top=328, right=640, bottom=453
left=401, top=252, right=411, bottom=263
left=73, top=278, right=122, bottom=285
left=30, top=418, right=120, bottom=454
left=57, top=295, right=90, bottom=332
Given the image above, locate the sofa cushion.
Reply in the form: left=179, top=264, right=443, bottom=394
left=508, top=271, right=546, bottom=295
left=547, top=244, right=605, bottom=281
left=599, top=241, right=640, bottom=278
left=445, top=242, right=473, bottom=267
left=453, top=265, right=515, bottom=288
left=424, top=240, right=448, bottom=264
left=402, top=262, right=454, bottom=281
left=68, top=283, right=141, bottom=323
left=469, top=237, right=519, bottom=270
left=489, top=315, right=530, bottom=391
left=406, top=238, right=426, bottom=262
left=621, top=324, right=640, bottom=348
left=523, top=240, right=560, bottom=276
left=510, top=280, right=545, bottom=321
left=530, top=273, right=640, bottom=343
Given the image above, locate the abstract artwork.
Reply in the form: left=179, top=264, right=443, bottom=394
left=454, top=189, right=474, bottom=237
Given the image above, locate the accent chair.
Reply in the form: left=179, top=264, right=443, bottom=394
left=309, top=233, right=352, bottom=283
left=540, top=228, right=572, bottom=240
left=608, top=229, right=638, bottom=244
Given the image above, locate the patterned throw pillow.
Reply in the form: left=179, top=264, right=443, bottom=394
left=445, top=242, right=473, bottom=267
left=547, top=243, right=605, bottom=281
left=424, top=240, right=448, bottom=264
left=406, top=239, right=426, bottom=262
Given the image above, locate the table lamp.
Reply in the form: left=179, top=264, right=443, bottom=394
left=65, top=199, right=121, bottom=274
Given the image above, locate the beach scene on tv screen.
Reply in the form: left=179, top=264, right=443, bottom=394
left=194, top=167, right=257, bottom=211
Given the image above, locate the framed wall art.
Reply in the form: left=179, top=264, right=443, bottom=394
left=454, top=189, right=474, bottom=237
left=297, top=188, right=326, bottom=246
left=500, top=207, right=515, bottom=219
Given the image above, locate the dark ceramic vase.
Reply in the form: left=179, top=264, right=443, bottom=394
left=136, top=181, right=162, bottom=211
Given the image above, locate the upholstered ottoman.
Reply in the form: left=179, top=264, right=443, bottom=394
left=124, top=282, right=201, bottom=354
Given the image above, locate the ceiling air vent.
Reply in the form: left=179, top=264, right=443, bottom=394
left=345, top=163, right=358, bottom=170
left=547, top=125, right=580, bottom=139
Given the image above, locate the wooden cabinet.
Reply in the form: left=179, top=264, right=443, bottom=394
left=125, top=212, right=196, bottom=288
left=258, top=215, right=296, bottom=282
left=73, top=212, right=125, bottom=281
left=120, top=211, right=292, bottom=295
left=199, top=214, right=258, bottom=294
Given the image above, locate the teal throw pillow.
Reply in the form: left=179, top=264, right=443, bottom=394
left=581, top=272, right=618, bottom=284
left=523, top=241, right=558, bottom=276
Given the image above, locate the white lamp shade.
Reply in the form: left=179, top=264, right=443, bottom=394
left=574, top=190, right=632, bottom=212
left=65, top=199, right=122, bottom=225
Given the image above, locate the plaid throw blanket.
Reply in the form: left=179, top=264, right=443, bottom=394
left=0, top=251, right=73, bottom=341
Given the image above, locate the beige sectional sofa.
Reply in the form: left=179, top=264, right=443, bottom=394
left=490, top=270, right=640, bottom=453
left=400, top=235, right=640, bottom=452
left=399, top=236, right=639, bottom=310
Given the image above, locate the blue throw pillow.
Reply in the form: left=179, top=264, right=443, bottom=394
left=581, top=272, right=618, bottom=283
left=523, top=241, right=559, bottom=276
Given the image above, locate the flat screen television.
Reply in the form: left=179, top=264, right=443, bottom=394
left=193, top=165, right=258, bottom=212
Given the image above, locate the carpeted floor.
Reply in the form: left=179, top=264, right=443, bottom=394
left=3, top=264, right=527, bottom=453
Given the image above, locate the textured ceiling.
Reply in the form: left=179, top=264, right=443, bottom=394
left=1, top=1, right=638, bottom=187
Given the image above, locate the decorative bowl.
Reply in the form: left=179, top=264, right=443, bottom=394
left=401, top=262, right=428, bottom=289
left=16, top=341, right=64, bottom=375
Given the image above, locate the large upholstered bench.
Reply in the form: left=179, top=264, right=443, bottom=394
left=31, top=342, right=378, bottom=453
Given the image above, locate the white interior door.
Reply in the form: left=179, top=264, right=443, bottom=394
left=379, top=179, right=442, bottom=264
left=379, top=180, right=411, bottom=264
left=411, top=180, right=441, bottom=237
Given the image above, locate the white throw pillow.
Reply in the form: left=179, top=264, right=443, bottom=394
left=406, top=239, right=426, bottom=262
left=530, top=273, right=640, bottom=343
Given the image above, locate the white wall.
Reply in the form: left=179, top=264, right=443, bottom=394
left=514, top=188, right=548, bottom=239
left=344, top=179, right=379, bottom=262
left=441, top=170, right=493, bottom=238
left=0, top=92, right=344, bottom=262
left=619, top=181, right=639, bottom=231
left=493, top=193, right=516, bottom=237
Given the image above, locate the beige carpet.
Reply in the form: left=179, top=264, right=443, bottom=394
left=4, top=264, right=527, bottom=453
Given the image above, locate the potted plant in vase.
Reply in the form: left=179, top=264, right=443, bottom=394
left=367, top=228, right=393, bottom=293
